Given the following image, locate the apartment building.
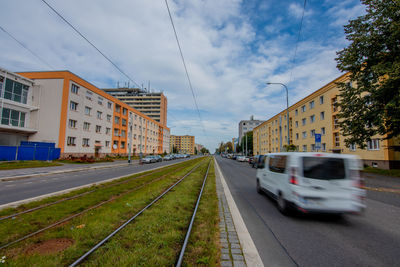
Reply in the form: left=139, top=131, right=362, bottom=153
left=253, top=72, right=400, bottom=169
left=238, top=116, right=264, bottom=144
left=195, top=143, right=204, bottom=153
left=0, top=68, right=37, bottom=146
left=16, top=70, right=169, bottom=158
left=102, top=88, right=167, bottom=126
left=170, top=135, right=195, bottom=154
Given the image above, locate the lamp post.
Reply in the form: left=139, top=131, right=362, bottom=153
left=266, top=82, right=290, bottom=148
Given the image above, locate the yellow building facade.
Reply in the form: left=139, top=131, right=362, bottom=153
left=170, top=135, right=195, bottom=154
left=253, top=72, right=400, bottom=169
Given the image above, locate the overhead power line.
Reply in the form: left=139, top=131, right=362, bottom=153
left=288, top=0, right=307, bottom=86
left=41, top=0, right=141, bottom=88
left=0, top=25, right=55, bottom=70
left=164, top=0, right=207, bottom=137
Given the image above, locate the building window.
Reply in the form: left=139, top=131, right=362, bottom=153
left=367, top=139, right=380, bottom=150
left=320, top=111, right=325, bottom=120
left=1, top=108, right=26, bottom=127
left=334, top=132, right=340, bottom=147
left=311, top=144, right=316, bottom=151
left=82, top=138, right=90, bottom=147
left=107, top=102, right=112, bottom=109
left=122, top=118, right=127, bottom=126
left=123, top=108, right=127, bottom=115
left=113, top=140, right=118, bottom=148
left=68, top=119, right=77, bottom=128
left=97, top=111, right=102, bottom=119
left=310, top=115, right=315, bottom=123
left=98, top=96, right=103, bottom=105
left=116, top=105, right=121, bottom=113
left=107, top=114, right=111, bottom=122
left=303, top=145, right=307, bottom=152
left=83, top=122, right=90, bottom=131
left=333, top=115, right=339, bottom=129
left=3, top=78, right=29, bottom=104
left=70, top=101, right=78, bottom=111
left=105, top=141, right=110, bottom=147
left=121, top=130, right=126, bottom=137
left=322, top=143, right=326, bottom=151
left=295, top=109, right=298, bottom=116
left=121, top=141, right=125, bottom=149
left=349, top=143, right=356, bottom=151
left=332, top=97, right=338, bottom=112
left=302, top=118, right=306, bottom=126
left=86, top=90, right=93, bottom=100
left=67, top=136, right=76, bottom=146
left=115, top=116, right=120, bottom=124
left=114, top=128, right=119, bottom=136
left=320, top=95, right=324, bottom=105
left=85, top=106, right=92, bottom=116
left=71, top=84, right=79, bottom=94
left=309, top=100, right=315, bottom=109
left=301, top=105, right=306, bottom=112
left=296, top=133, right=299, bottom=140
left=96, top=125, right=101, bottom=133
left=302, top=131, right=307, bottom=139
left=321, top=127, right=326, bottom=135
left=295, top=121, right=298, bottom=128
left=311, top=129, right=315, bottom=137
left=134, top=134, right=137, bottom=139
left=106, top=127, right=111, bottom=135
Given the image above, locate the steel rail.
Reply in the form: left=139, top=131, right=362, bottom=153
left=0, top=160, right=203, bottom=251
left=69, top=161, right=205, bottom=267
left=176, top=161, right=211, bottom=267
left=0, top=159, right=197, bottom=221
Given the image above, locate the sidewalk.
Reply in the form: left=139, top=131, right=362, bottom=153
left=0, top=160, right=135, bottom=181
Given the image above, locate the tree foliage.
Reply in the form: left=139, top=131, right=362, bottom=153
left=335, top=0, right=400, bottom=148
left=241, top=131, right=253, bottom=155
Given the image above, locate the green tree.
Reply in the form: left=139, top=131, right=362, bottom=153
left=241, top=131, right=253, bottom=155
left=200, top=147, right=209, bottom=154
left=335, top=0, right=400, bottom=149
left=194, top=146, right=198, bottom=155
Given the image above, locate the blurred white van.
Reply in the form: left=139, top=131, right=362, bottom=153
left=256, top=152, right=366, bottom=215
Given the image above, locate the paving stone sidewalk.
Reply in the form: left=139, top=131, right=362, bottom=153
left=216, top=173, right=246, bottom=267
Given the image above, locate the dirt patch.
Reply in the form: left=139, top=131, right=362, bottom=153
left=25, top=238, right=74, bottom=255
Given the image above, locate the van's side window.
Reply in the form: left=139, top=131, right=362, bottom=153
left=259, top=156, right=266, bottom=169
left=268, top=155, right=287, bottom=173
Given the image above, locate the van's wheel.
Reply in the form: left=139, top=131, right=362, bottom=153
left=256, top=179, right=262, bottom=194
left=277, top=192, right=289, bottom=214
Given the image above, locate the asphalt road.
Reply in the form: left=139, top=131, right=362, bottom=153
left=0, top=157, right=197, bottom=205
left=215, top=156, right=400, bottom=267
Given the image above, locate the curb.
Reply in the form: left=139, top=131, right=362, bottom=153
left=0, top=162, right=133, bottom=182
left=214, top=157, right=264, bottom=267
left=0, top=159, right=194, bottom=211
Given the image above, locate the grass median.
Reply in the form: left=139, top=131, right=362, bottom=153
left=0, top=158, right=210, bottom=266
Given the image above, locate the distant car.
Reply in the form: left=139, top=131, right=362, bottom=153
left=140, top=156, right=156, bottom=164
left=256, top=152, right=366, bottom=215
left=237, top=156, right=246, bottom=162
left=154, top=155, right=162, bottom=162
left=252, top=155, right=265, bottom=168
left=231, top=155, right=237, bottom=160
left=249, top=156, right=254, bottom=164
left=245, top=156, right=250, bottom=162
left=163, top=155, right=173, bottom=161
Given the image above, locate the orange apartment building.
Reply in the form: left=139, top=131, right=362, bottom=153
left=16, top=70, right=170, bottom=157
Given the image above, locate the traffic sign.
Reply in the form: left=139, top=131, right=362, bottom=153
left=315, top=133, right=321, bottom=150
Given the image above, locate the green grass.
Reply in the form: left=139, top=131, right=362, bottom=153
left=183, top=160, right=220, bottom=266
left=0, top=158, right=204, bottom=246
left=363, top=167, right=400, bottom=177
left=0, top=158, right=209, bottom=266
left=0, top=161, right=62, bottom=170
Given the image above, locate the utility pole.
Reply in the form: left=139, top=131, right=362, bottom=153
left=266, top=83, right=290, bottom=147
left=245, top=132, right=247, bottom=156
left=139, top=117, right=143, bottom=162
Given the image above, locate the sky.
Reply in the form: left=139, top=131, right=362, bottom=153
left=0, top=0, right=366, bottom=151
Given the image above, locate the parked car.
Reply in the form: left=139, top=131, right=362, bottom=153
left=163, top=155, right=173, bottom=161
left=154, top=155, right=162, bottom=162
left=237, top=156, right=246, bottom=162
left=140, top=155, right=156, bottom=164
left=252, top=155, right=265, bottom=168
left=256, top=152, right=366, bottom=215
left=249, top=156, right=254, bottom=165
left=231, top=155, right=237, bottom=160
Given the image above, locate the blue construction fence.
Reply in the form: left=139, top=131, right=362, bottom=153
left=0, top=142, right=61, bottom=161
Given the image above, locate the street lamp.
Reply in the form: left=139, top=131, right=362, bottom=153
left=266, top=82, right=290, bottom=148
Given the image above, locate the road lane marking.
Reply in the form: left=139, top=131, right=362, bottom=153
left=365, top=186, right=400, bottom=194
